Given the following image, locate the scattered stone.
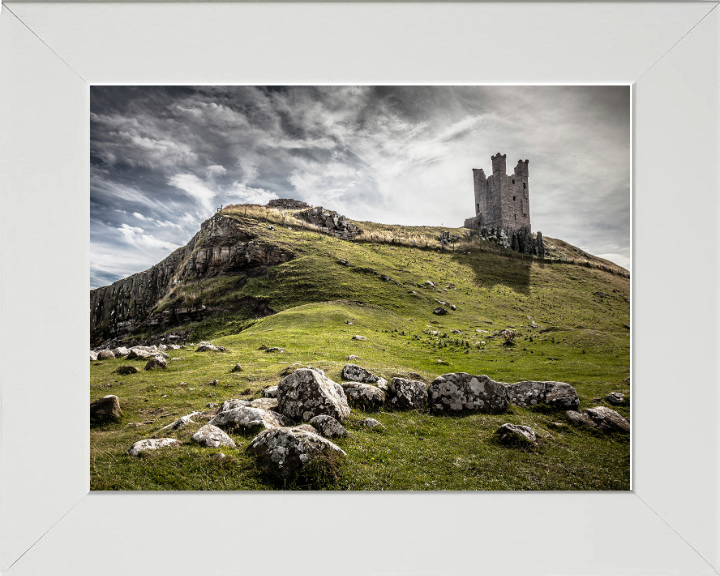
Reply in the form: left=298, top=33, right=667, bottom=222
left=162, top=412, right=201, bottom=431
left=206, top=402, right=218, bottom=408
left=191, top=424, right=237, bottom=448
left=566, top=406, right=630, bottom=433
left=342, top=364, right=386, bottom=388
left=362, top=418, right=384, bottom=430
left=277, top=368, right=350, bottom=422
left=268, top=225, right=275, bottom=230
left=127, top=348, right=153, bottom=360
left=530, top=320, right=538, bottom=328
left=250, top=397, right=279, bottom=411
left=90, top=351, right=98, bottom=362
left=428, top=373, right=509, bottom=413
left=196, top=344, right=218, bottom=352
left=209, top=406, right=291, bottom=431
left=263, top=386, right=278, bottom=398
left=292, top=424, right=319, bottom=434
left=338, top=259, right=349, bottom=266
left=606, top=392, right=625, bottom=405
left=206, top=379, right=219, bottom=386
left=216, top=398, right=251, bottom=413
left=144, top=356, right=167, bottom=371
left=344, top=320, right=353, bottom=325
left=211, top=453, right=226, bottom=460
left=495, top=423, right=537, bottom=445
left=594, top=291, right=608, bottom=298
left=352, top=335, right=368, bottom=341
left=450, top=305, right=457, bottom=311
left=624, top=376, right=630, bottom=383
left=433, top=307, right=448, bottom=315
left=90, top=395, right=122, bottom=422
left=309, top=415, right=348, bottom=438
left=623, top=324, right=630, bottom=330
left=265, top=347, right=285, bottom=353
left=97, top=350, right=115, bottom=360
left=347, top=355, right=361, bottom=361
left=111, top=347, right=130, bottom=357
left=504, top=381, right=580, bottom=410
left=388, top=377, right=427, bottom=410
left=341, top=382, right=386, bottom=411
left=548, top=421, right=567, bottom=430
left=231, top=364, right=243, bottom=373
left=246, top=427, right=347, bottom=478
left=115, top=365, right=139, bottom=375
left=128, top=438, right=182, bottom=457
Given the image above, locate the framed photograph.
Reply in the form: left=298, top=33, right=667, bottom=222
left=1, top=2, right=718, bottom=575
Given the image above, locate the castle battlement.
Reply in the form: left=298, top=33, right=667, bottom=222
left=469, top=152, right=531, bottom=234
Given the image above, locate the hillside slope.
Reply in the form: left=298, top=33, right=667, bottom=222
left=90, top=204, right=630, bottom=491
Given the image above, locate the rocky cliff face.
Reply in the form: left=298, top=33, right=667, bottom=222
left=90, top=214, right=293, bottom=346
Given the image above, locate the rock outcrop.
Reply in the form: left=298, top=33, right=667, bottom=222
left=209, top=406, right=291, bottom=431
left=90, top=213, right=293, bottom=345
left=495, top=423, right=537, bottom=445
left=294, top=206, right=362, bottom=239
left=309, top=415, right=348, bottom=438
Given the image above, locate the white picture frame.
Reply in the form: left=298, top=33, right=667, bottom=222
left=1, top=2, right=718, bottom=575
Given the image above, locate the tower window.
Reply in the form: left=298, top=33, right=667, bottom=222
left=513, top=196, right=516, bottom=201
left=512, top=179, right=515, bottom=184
left=523, top=183, right=527, bottom=189
left=514, top=214, right=517, bottom=220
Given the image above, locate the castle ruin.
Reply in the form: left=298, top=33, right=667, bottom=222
left=464, top=152, right=544, bottom=257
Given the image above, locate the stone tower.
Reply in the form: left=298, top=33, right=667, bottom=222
left=470, top=153, right=531, bottom=233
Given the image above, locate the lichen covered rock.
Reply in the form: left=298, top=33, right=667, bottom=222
left=342, top=364, right=386, bottom=388
left=428, top=373, right=509, bottom=413
left=144, top=356, right=167, bottom=370
left=246, top=427, right=346, bottom=478
left=504, top=381, right=580, bottom=410
left=277, top=368, right=350, bottom=422
left=341, top=382, right=385, bottom=411
left=209, top=406, right=291, bottom=431
left=567, top=406, right=630, bottom=433
left=191, top=424, right=237, bottom=448
left=309, top=415, right=348, bottom=438
left=128, top=438, right=182, bottom=457
left=388, top=377, right=427, bottom=410
left=495, top=423, right=537, bottom=445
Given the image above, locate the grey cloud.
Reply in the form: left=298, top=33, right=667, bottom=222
left=91, top=85, right=630, bottom=288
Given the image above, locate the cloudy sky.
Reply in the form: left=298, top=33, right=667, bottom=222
left=90, top=85, right=630, bottom=289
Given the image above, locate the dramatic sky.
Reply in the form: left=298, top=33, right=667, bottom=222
left=90, top=85, right=630, bottom=289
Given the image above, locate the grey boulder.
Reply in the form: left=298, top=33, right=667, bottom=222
left=144, top=356, right=167, bottom=370
left=309, top=415, right=348, bottom=438
left=246, top=427, right=346, bottom=478
left=209, top=406, right=291, bottom=431
left=277, top=368, right=350, bottom=422
left=606, top=392, right=625, bottom=405
left=566, top=406, right=630, bottom=433
left=115, top=365, right=139, bottom=375
left=90, top=395, right=122, bottom=422
left=428, top=373, right=509, bottom=413
left=128, top=438, right=182, bottom=457
left=388, top=377, right=427, bottom=410
left=263, top=386, right=278, bottom=398
left=111, top=347, right=130, bottom=357
left=504, top=381, right=580, bottom=410
left=342, top=364, right=386, bottom=389
left=341, top=382, right=386, bottom=411
left=495, top=423, right=537, bottom=445
left=97, top=350, right=115, bottom=360
left=191, top=424, right=237, bottom=448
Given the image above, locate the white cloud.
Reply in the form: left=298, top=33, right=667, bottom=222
left=227, top=182, right=278, bottom=205
left=206, top=164, right=227, bottom=178
left=117, top=223, right=179, bottom=252
left=597, top=253, right=631, bottom=271
left=168, top=173, right=217, bottom=215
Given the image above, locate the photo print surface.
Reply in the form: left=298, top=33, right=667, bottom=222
left=90, top=85, right=630, bottom=491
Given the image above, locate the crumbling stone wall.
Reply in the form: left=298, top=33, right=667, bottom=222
left=295, top=206, right=362, bottom=240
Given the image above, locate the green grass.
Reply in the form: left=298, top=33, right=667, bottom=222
left=91, top=211, right=630, bottom=491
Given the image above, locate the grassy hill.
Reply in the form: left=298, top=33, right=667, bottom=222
left=90, top=205, right=630, bottom=490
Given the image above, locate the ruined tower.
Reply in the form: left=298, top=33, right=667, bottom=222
left=468, top=153, right=531, bottom=233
